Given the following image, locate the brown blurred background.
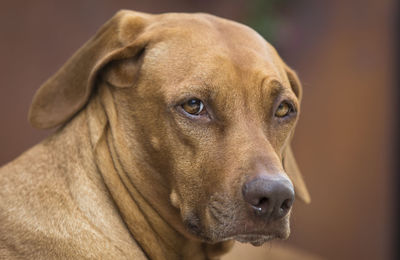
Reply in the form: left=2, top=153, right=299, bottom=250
left=0, top=1, right=397, bottom=259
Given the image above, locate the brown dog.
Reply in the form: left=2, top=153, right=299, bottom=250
left=0, top=10, right=310, bottom=259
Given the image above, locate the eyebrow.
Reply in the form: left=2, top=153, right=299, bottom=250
left=265, top=79, right=285, bottom=98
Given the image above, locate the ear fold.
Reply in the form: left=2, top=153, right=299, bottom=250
left=283, top=145, right=311, bottom=204
left=282, top=65, right=310, bottom=203
left=284, top=64, right=302, bottom=101
left=28, top=10, right=150, bottom=129
left=101, top=55, right=144, bottom=88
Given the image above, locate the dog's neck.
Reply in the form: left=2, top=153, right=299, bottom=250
left=80, top=86, right=232, bottom=260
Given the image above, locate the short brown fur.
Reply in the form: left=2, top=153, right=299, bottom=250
left=0, top=10, right=309, bottom=260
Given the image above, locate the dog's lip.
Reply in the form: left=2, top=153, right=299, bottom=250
left=219, top=222, right=290, bottom=244
left=233, top=233, right=276, bottom=246
left=226, top=221, right=289, bottom=241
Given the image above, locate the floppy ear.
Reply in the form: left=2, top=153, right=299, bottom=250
left=283, top=146, right=310, bottom=204
left=28, top=10, right=150, bottom=129
left=283, top=66, right=310, bottom=203
left=285, top=64, right=302, bottom=101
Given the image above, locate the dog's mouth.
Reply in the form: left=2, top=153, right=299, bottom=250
left=183, top=218, right=289, bottom=246
left=225, top=225, right=289, bottom=246
left=234, top=234, right=276, bottom=246
left=182, top=204, right=291, bottom=246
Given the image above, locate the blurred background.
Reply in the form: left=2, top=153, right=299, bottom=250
left=0, top=1, right=397, bottom=259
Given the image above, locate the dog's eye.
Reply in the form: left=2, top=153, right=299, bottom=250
left=275, top=101, right=295, bottom=118
left=181, top=99, right=205, bottom=115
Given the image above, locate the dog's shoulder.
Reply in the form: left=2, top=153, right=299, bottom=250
left=0, top=134, right=147, bottom=259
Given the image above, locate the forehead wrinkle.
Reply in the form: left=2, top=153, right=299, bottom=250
left=253, top=79, right=284, bottom=117
left=265, top=80, right=285, bottom=99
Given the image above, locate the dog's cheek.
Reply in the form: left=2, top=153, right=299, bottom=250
left=169, top=174, right=213, bottom=237
left=182, top=210, right=203, bottom=237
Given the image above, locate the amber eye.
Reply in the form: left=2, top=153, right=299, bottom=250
left=181, top=99, right=205, bottom=115
left=275, top=102, right=294, bottom=118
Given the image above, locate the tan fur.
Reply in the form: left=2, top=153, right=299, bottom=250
left=0, top=10, right=309, bottom=259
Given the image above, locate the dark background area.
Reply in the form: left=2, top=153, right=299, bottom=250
left=0, top=1, right=397, bottom=259
left=395, top=2, right=399, bottom=259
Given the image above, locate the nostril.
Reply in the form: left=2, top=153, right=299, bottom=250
left=242, top=175, right=294, bottom=219
left=257, top=197, right=269, bottom=207
left=253, top=197, right=270, bottom=216
left=281, top=199, right=292, bottom=211
left=278, top=198, right=293, bottom=218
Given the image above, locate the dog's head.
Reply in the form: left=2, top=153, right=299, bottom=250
left=29, top=10, right=310, bottom=246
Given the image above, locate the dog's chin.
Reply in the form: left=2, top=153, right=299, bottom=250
left=230, top=226, right=290, bottom=247
left=182, top=210, right=291, bottom=245
left=234, top=234, right=276, bottom=246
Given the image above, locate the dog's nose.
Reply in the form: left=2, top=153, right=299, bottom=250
left=242, top=175, right=294, bottom=219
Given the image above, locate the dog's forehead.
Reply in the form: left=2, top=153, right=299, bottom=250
left=142, top=13, right=287, bottom=84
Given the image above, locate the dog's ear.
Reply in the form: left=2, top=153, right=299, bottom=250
left=29, top=10, right=150, bottom=129
left=283, top=145, right=310, bottom=204
left=283, top=65, right=310, bottom=203
left=285, top=64, right=302, bottom=101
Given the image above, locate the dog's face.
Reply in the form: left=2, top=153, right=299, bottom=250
left=109, top=14, right=303, bottom=245
left=28, top=11, right=310, bottom=246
